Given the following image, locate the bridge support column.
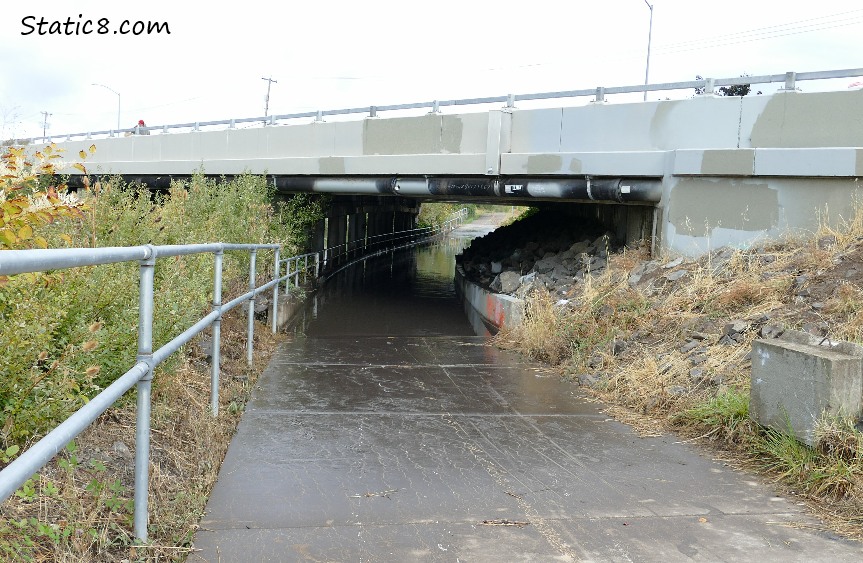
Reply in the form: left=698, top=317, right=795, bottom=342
left=327, top=213, right=347, bottom=268
left=350, top=211, right=367, bottom=257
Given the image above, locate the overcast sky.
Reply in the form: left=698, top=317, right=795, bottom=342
left=1, top=1, right=861, bottom=139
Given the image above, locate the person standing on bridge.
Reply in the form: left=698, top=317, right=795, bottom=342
left=134, top=119, right=150, bottom=135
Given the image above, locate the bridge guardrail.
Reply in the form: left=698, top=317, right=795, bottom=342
left=0, top=207, right=469, bottom=542
left=28, top=68, right=863, bottom=144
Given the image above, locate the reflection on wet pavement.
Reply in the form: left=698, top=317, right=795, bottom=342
left=192, top=230, right=862, bottom=562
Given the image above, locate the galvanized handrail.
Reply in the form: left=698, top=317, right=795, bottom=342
left=30, top=68, right=863, bottom=143
left=0, top=242, right=289, bottom=542
left=0, top=208, right=469, bottom=542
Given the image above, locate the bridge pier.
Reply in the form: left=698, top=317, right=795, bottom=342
left=314, top=196, right=420, bottom=277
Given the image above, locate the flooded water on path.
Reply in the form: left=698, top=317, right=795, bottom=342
left=303, top=233, right=481, bottom=338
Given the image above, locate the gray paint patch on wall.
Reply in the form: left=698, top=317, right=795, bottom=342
left=750, top=91, right=863, bottom=148
left=857, top=150, right=863, bottom=176
left=362, top=115, right=444, bottom=155
left=669, top=179, right=778, bottom=237
left=569, top=157, right=582, bottom=173
left=525, top=154, right=563, bottom=174
left=441, top=116, right=465, bottom=154
left=319, top=157, right=346, bottom=175
left=701, top=149, right=755, bottom=175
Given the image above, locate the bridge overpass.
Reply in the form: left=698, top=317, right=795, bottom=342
left=43, top=69, right=863, bottom=256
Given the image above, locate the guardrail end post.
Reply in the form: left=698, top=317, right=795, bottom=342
left=315, top=110, right=324, bottom=122
left=506, top=94, right=515, bottom=109
left=782, top=71, right=798, bottom=92
left=133, top=247, right=156, bottom=543
left=230, top=118, right=236, bottom=129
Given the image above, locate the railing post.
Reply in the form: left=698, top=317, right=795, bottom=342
left=210, top=249, right=223, bottom=417
left=593, top=87, right=606, bottom=103
left=271, top=248, right=280, bottom=334
left=285, top=258, right=292, bottom=293
left=247, top=249, right=257, bottom=366
left=303, top=255, right=309, bottom=284
left=783, top=71, right=798, bottom=91
left=134, top=245, right=156, bottom=543
left=315, top=252, right=320, bottom=279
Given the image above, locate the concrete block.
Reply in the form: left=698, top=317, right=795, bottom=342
left=750, top=330, right=863, bottom=446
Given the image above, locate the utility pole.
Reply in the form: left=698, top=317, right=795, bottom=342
left=261, top=76, right=278, bottom=118
left=40, top=111, right=51, bottom=141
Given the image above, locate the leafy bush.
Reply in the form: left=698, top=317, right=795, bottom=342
left=0, top=146, right=325, bottom=450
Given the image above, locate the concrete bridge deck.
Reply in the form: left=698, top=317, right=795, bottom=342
left=46, top=74, right=863, bottom=257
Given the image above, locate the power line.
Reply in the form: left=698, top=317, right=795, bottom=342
left=654, top=14, right=863, bottom=55
left=653, top=8, right=863, bottom=52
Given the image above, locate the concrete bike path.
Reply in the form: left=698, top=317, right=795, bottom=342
left=190, top=332, right=861, bottom=562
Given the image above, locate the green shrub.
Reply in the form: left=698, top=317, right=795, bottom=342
left=0, top=146, right=325, bottom=450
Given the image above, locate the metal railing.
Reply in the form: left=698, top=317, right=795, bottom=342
left=0, top=208, right=470, bottom=542
left=0, top=242, right=293, bottom=542
left=318, top=208, right=470, bottom=280
left=30, top=68, right=863, bottom=144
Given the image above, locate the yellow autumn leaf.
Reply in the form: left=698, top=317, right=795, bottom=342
left=17, top=224, right=33, bottom=241
left=72, top=163, right=86, bottom=173
left=89, top=144, right=97, bottom=154
left=44, top=145, right=53, bottom=155
left=0, top=229, right=17, bottom=246
left=34, top=236, right=48, bottom=249
left=60, top=233, right=73, bottom=245
left=34, top=151, right=44, bottom=160
left=78, top=150, right=87, bottom=159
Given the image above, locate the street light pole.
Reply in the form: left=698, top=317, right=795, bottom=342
left=643, top=0, right=654, bottom=101
left=261, top=76, right=278, bottom=118
left=92, top=83, right=121, bottom=132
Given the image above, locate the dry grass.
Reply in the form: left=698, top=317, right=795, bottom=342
left=0, top=310, right=283, bottom=561
left=495, top=218, right=863, bottom=541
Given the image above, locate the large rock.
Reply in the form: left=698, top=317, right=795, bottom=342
left=498, top=271, right=522, bottom=294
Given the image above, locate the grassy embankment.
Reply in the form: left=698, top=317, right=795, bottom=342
left=495, top=210, right=863, bottom=539
left=0, top=144, right=325, bottom=560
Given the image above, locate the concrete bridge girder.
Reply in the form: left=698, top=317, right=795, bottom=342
left=46, top=88, right=863, bottom=256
